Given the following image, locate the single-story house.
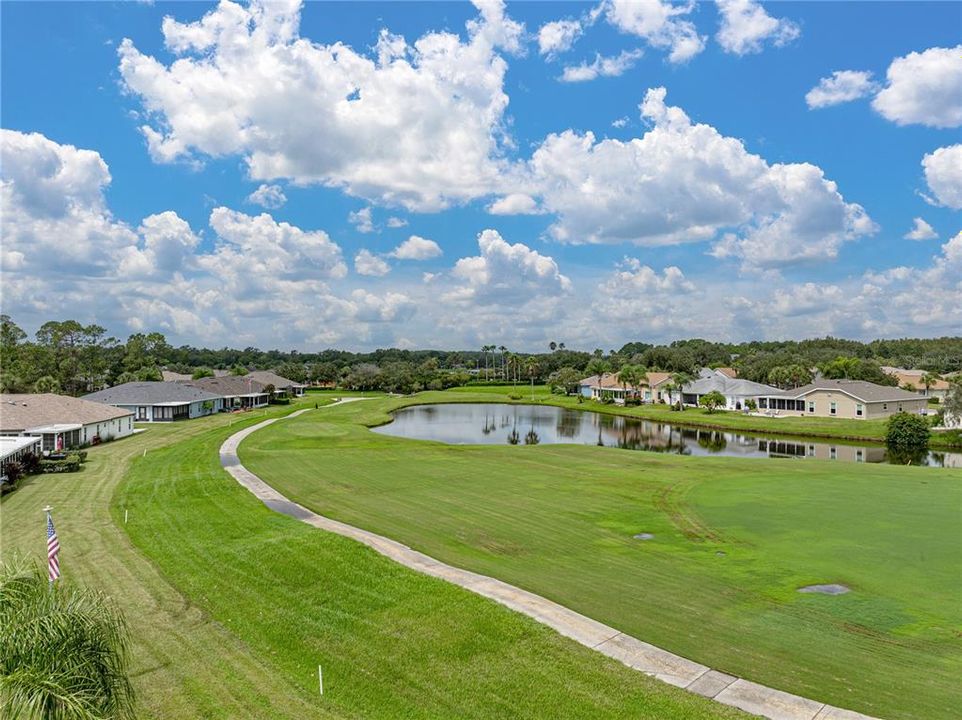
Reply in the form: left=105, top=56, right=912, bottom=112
left=0, top=393, right=135, bottom=451
left=882, top=367, right=952, bottom=400
left=1, top=435, right=42, bottom=470
left=579, top=372, right=674, bottom=403
left=184, top=376, right=269, bottom=410
left=84, top=382, right=224, bottom=422
left=666, top=374, right=783, bottom=411
left=756, top=379, right=927, bottom=420
left=244, top=371, right=305, bottom=397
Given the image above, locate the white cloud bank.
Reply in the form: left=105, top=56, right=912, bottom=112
left=390, top=235, right=442, bottom=260
left=527, top=87, right=875, bottom=268
left=246, top=183, right=287, bottom=209
left=118, top=0, right=524, bottom=211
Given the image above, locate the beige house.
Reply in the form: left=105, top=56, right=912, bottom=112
left=578, top=372, right=673, bottom=403
left=758, top=380, right=927, bottom=420
left=882, top=367, right=951, bottom=400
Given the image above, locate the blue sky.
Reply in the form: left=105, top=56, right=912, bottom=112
left=1, top=1, right=959, bottom=351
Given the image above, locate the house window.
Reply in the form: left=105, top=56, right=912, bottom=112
left=883, top=403, right=887, bottom=411
left=856, top=404, right=863, bottom=417
left=856, top=449, right=864, bottom=463
left=830, top=402, right=837, bottom=416
left=830, top=446, right=837, bottom=460
left=808, top=401, right=815, bottom=413
left=898, top=404, right=903, bottom=412
left=808, top=445, right=815, bottom=457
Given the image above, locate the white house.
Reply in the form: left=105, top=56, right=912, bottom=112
left=666, top=372, right=783, bottom=411
left=0, top=393, right=135, bottom=451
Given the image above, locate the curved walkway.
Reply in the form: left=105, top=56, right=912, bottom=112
left=220, top=403, right=880, bottom=720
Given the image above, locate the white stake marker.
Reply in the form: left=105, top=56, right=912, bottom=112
left=318, top=665, right=323, bottom=695
left=124, top=509, right=128, bottom=524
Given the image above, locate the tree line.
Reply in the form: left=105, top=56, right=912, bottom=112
left=1, top=316, right=959, bottom=397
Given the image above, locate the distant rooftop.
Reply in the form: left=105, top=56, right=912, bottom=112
left=0, top=393, right=133, bottom=432
left=84, top=382, right=224, bottom=406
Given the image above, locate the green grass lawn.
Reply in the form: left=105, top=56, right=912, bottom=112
left=1, top=399, right=744, bottom=719
left=241, top=394, right=962, bottom=720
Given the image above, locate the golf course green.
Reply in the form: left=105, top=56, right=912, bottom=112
left=240, top=391, right=962, bottom=720
left=1, top=399, right=744, bottom=719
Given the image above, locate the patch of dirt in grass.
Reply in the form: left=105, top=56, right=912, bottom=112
left=633, top=533, right=654, bottom=540
left=798, top=584, right=850, bottom=595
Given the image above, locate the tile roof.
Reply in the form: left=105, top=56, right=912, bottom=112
left=0, top=393, right=133, bottom=432
left=682, top=375, right=781, bottom=397
left=83, top=382, right=224, bottom=405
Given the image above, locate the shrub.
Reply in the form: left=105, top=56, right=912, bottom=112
left=507, top=392, right=522, bottom=400
left=19, top=452, right=40, bottom=474
left=76, top=450, right=88, bottom=463
left=699, top=390, right=727, bottom=414
left=3, top=461, right=23, bottom=485
left=40, top=456, right=82, bottom=474
left=624, top=398, right=641, bottom=406
left=885, top=412, right=930, bottom=451
left=745, top=399, right=758, bottom=412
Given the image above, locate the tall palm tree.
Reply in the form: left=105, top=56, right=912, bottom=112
left=499, top=346, right=508, bottom=380
left=549, top=341, right=557, bottom=352
left=524, top=356, right=539, bottom=401
left=0, top=560, right=135, bottom=719
left=616, top=364, right=639, bottom=400
left=670, top=371, right=694, bottom=410
left=921, top=372, right=941, bottom=397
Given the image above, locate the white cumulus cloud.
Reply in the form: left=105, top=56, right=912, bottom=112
left=604, top=0, right=704, bottom=63
left=354, top=249, right=391, bottom=276
left=922, top=144, right=962, bottom=209
left=529, top=87, right=875, bottom=267
left=904, top=217, right=938, bottom=241
left=390, top=235, right=443, bottom=260
left=872, top=46, right=962, bottom=128
left=246, top=183, right=287, bottom=209
left=486, top=193, right=540, bottom=215
left=806, top=70, right=879, bottom=109
left=716, top=0, right=799, bottom=55
left=118, top=0, right=524, bottom=211
left=538, top=18, right=584, bottom=57
left=349, top=206, right=375, bottom=234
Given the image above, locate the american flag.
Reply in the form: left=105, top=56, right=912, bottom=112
left=46, top=513, right=61, bottom=582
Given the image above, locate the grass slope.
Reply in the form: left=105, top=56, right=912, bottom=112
left=241, top=393, right=962, bottom=720
left=2, top=400, right=746, bottom=719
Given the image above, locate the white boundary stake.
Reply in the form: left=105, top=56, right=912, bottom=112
left=124, top=509, right=128, bottom=524
left=318, top=665, right=323, bottom=695
left=142, top=448, right=147, bottom=457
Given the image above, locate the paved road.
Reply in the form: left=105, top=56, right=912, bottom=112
left=220, top=403, right=881, bottom=720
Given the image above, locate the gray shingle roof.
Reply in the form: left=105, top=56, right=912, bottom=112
left=769, top=379, right=925, bottom=403
left=83, top=382, right=224, bottom=405
left=244, top=371, right=303, bottom=388
left=185, top=376, right=268, bottom=397
left=0, top=393, right=133, bottom=432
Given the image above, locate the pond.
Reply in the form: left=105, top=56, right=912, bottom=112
left=372, top=403, right=960, bottom=467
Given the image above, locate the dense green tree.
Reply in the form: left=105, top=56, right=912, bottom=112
left=547, top=367, right=583, bottom=395
left=699, top=390, right=727, bottom=413
left=191, top=367, right=214, bottom=380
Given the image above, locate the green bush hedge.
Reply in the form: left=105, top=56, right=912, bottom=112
left=40, top=455, right=81, bottom=473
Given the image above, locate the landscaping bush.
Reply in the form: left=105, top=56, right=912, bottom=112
left=624, top=398, right=641, bottom=406
left=269, top=397, right=291, bottom=405
left=2, top=461, right=23, bottom=492
left=885, top=412, right=930, bottom=454
left=40, top=455, right=82, bottom=473
left=19, top=452, right=40, bottom=474
left=507, top=392, right=522, bottom=400
left=76, top=449, right=88, bottom=463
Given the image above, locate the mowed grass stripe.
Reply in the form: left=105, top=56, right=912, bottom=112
left=240, top=394, right=962, bottom=720
left=112, top=415, right=746, bottom=719
left=0, top=407, right=328, bottom=719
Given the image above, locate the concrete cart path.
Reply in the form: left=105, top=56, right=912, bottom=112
left=220, top=403, right=882, bottom=720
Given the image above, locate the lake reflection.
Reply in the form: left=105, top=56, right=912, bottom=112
left=372, top=403, right=960, bottom=467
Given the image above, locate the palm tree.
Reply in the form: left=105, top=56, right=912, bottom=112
left=670, top=371, right=694, bottom=410
left=0, top=560, right=135, bottom=719
left=617, top=364, right=641, bottom=401
left=921, top=372, right=941, bottom=397
left=558, top=342, right=566, bottom=351
left=499, top=346, right=508, bottom=380
left=549, top=341, right=557, bottom=352
left=32, top=375, right=61, bottom=394
left=524, top=356, right=539, bottom=401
